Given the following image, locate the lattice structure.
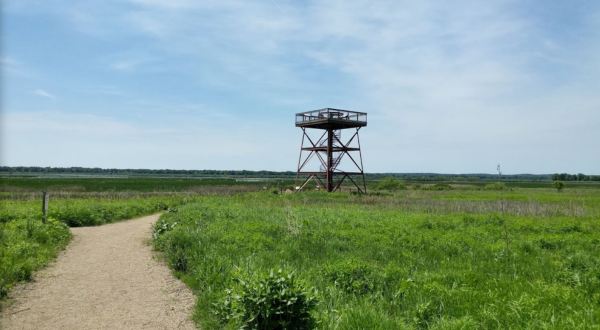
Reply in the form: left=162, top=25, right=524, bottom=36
left=295, top=108, right=367, bottom=193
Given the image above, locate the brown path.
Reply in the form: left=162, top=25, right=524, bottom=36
left=1, top=214, right=196, bottom=330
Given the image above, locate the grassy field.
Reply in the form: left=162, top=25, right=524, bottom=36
left=2, top=176, right=599, bottom=328
left=0, top=177, right=270, bottom=193
left=0, top=193, right=205, bottom=299
left=153, top=189, right=600, bottom=329
left=0, top=172, right=273, bottom=302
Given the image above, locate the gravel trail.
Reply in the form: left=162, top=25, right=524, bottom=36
left=1, top=214, right=196, bottom=330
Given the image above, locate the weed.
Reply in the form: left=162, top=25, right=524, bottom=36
left=214, top=269, right=317, bottom=329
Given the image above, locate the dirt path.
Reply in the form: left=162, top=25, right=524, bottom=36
left=1, top=214, right=196, bottom=330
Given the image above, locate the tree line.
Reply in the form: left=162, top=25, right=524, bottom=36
left=4, top=166, right=599, bottom=182
left=552, top=173, right=600, bottom=181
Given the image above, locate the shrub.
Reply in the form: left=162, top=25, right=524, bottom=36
left=325, top=261, right=378, bottom=295
left=484, top=182, right=507, bottom=191
left=424, top=183, right=453, bottom=191
left=374, top=177, right=406, bottom=191
left=553, top=181, right=564, bottom=192
left=152, top=216, right=178, bottom=239
left=214, top=269, right=317, bottom=329
left=414, top=302, right=436, bottom=328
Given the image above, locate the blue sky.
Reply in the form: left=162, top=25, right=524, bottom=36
left=2, top=0, right=599, bottom=173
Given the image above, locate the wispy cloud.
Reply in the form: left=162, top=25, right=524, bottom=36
left=110, top=59, right=145, bottom=71
left=33, top=89, right=56, bottom=99
left=1, top=56, right=36, bottom=78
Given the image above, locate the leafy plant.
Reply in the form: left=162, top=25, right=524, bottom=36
left=554, top=180, right=564, bottom=192
left=152, top=217, right=178, bottom=239
left=414, top=302, right=436, bottom=328
left=214, top=269, right=317, bottom=329
left=325, top=261, right=378, bottom=295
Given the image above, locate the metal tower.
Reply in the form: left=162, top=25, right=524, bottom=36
left=295, top=108, right=367, bottom=193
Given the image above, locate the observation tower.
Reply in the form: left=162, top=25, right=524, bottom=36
left=295, top=108, right=367, bottom=193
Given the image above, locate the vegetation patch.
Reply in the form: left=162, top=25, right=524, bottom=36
left=374, top=177, right=406, bottom=191
left=1, top=194, right=202, bottom=301
left=153, top=191, right=600, bottom=328
left=213, top=269, right=317, bottom=329
left=0, top=217, right=71, bottom=299
left=484, top=182, right=508, bottom=190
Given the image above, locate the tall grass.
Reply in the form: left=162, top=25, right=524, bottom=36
left=0, top=177, right=268, bottom=193
left=154, top=190, right=600, bottom=328
left=0, top=193, right=208, bottom=301
left=1, top=195, right=201, bottom=227
left=0, top=218, right=71, bottom=299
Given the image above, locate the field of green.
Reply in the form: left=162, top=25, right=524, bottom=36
left=2, top=176, right=600, bottom=328
left=0, top=175, right=261, bottom=301
left=0, top=178, right=235, bottom=299
left=153, top=188, right=600, bottom=329
left=0, top=193, right=206, bottom=299
left=0, top=176, right=268, bottom=193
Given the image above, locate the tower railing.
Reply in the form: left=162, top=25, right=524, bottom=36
left=295, top=108, right=367, bottom=126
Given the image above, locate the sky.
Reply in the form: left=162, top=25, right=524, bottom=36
left=1, top=0, right=599, bottom=174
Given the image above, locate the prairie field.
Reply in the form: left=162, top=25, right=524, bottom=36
left=1, top=177, right=600, bottom=329
left=153, top=188, right=600, bottom=329
left=0, top=177, right=238, bottom=299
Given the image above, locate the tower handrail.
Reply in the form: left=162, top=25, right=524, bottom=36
left=295, top=108, right=367, bottom=125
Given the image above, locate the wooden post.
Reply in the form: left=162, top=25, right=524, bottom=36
left=42, top=191, right=49, bottom=223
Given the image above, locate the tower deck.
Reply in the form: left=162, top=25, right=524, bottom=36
left=295, top=108, right=367, bottom=129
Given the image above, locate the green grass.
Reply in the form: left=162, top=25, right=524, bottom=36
left=0, top=218, right=71, bottom=299
left=1, top=195, right=197, bottom=227
left=153, top=189, right=600, bottom=329
left=0, top=193, right=204, bottom=301
left=0, top=177, right=267, bottom=192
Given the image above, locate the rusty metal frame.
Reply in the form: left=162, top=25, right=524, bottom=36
left=296, top=126, right=366, bottom=193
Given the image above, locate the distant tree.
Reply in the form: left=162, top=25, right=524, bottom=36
left=374, top=177, right=406, bottom=191
left=553, top=181, right=564, bottom=192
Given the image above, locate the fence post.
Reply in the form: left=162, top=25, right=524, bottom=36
left=42, top=191, right=49, bottom=223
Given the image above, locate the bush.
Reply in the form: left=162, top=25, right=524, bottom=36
left=554, top=181, right=564, bottom=192
left=325, top=261, right=378, bottom=295
left=374, top=177, right=406, bottom=191
left=214, top=269, right=317, bottom=329
left=484, top=182, right=507, bottom=191
left=152, top=216, right=178, bottom=239
left=424, top=183, right=453, bottom=191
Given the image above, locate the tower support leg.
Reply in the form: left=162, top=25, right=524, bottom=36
left=326, top=128, right=333, bottom=192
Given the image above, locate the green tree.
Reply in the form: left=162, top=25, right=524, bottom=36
left=553, top=181, right=564, bottom=192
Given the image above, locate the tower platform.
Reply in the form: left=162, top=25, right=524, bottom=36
left=295, top=108, right=367, bottom=129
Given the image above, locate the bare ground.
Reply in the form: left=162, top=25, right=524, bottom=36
left=0, top=214, right=196, bottom=330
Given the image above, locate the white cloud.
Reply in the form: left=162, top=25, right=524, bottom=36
left=1, top=56, right=36, bottom=78
left=110, top=59, right=145, bottom=71
left=33, top=89, right=56, bottom=99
